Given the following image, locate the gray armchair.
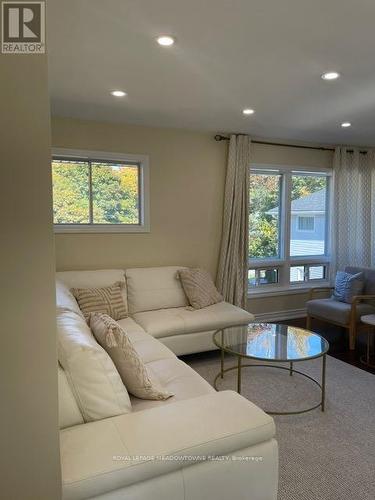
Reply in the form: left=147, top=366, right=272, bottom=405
left=306, top=266, right=375, bottom=350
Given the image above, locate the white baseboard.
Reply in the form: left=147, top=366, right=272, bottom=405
left=254, top=308, right=307, bottom=323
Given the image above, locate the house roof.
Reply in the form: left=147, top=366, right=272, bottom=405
left=267, top=188, right=326, bottom=215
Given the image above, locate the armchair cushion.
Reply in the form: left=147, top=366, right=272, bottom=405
left=307, top=298, right=375, bottom=326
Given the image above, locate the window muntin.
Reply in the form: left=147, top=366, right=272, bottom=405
left=249, top=166, right=331, bottom=291
left=249, top=173, right=281, bottom=259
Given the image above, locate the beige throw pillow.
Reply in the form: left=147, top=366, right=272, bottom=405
left=178, top=268, right=223, bottom=309
left=71, top=282, right=127, bottom=320
left=89, top=313, right=173, bottom=401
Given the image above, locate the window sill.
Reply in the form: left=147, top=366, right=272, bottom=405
left=248, top=281, right=331, bottom=299
left=54, top=224, right=150, bottom=234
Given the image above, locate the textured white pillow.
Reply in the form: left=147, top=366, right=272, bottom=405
left=57, top=310, right=132, bottom=421
left=89, top=313, right=173, bottom=401
left=178, top=268, right=223, bottom=309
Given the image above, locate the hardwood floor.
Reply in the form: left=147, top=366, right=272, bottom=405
left=282, top=317, right=375, bottom=375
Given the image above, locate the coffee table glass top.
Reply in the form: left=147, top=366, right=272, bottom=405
left=213, top=323, right=329, bottom=361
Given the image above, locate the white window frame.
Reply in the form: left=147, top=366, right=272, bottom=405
left=52, top=148, right=150, bottom=233
left=248, top=164, right=333, bottom=296
left=296, top=215, right=315, bottom=232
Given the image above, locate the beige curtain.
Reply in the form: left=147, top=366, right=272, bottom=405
left=334, top=147, right=375, bottom=271
left=216, top=134, right=251, bottom=308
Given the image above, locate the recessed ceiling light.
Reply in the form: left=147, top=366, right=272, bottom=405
left=111, top=90, right=127, bottom=97
left=156, top=35, right=175, bottom=46
left=243, top=108, right=255, bottom=115
left=321, top=71, right=340, bottom=81
left=341, top=122, right=351, bottom=128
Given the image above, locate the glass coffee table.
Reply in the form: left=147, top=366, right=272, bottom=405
left=213, top=323, right=329, bottom=415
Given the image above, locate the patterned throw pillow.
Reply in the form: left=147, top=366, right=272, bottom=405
left=332, top=271, right=364, bottom=304
left=178, top=268, right=223, bottom=309
left=88, top=313, right=173, bottom=401
left=71, top=282, right=127, bottom=320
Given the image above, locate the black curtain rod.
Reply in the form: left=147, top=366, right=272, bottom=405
left=213, top=134, right=368, bottom=154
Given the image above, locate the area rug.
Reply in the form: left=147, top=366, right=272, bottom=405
left=184, top=352, right=375, bottom=500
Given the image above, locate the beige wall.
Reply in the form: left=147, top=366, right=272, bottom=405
left=52, top=117, right=227, bottom=276
left=0, top=56, right=61, bottom=497
left=52, top=117, right=333, bottom=316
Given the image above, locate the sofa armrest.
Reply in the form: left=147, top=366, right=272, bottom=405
left=61, top=391, right=276, bottom=500
left=308, top=286, right=334, bottom=300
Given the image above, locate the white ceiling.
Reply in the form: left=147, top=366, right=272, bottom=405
left=48, top=0, right=375, bottom=146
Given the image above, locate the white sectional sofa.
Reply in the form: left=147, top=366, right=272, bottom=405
left=57, top=266, right=253, bottom=356
left=56, top=267, right=278, bottom=500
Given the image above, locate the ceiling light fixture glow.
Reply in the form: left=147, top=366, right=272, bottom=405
left=111, top=90, right=127, bottom=97
left=156, top=35, right=175, bottom=46
left=341, top=122, right=351, bottom=128
left=321, top=71, right=340, bottom=81
left=242, top=108, right=255, bottom=115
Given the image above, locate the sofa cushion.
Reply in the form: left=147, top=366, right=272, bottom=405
left=57, top=310, right=132, bottom=422
left=57, top=269, right=128, bottom=313
left=130, top=357, right=214, bottom=412
left=307, top=298, right=375, bottom=325
left=60, top=391, right=275, bottom=500
left=89, top=313, right=173, bottom=401
left=117, top=317, right=176, bottom=362
left=117, top=319, right=213, bottom=411
left=58, top=365, right=84, bottom=429
left=126, top=266, right=188, bottom=314
left=132, top=301, right=254, bottom=338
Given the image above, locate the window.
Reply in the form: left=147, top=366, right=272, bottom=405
left=297, top=216, right=315, bottom=232
left=249, top=172, right=281, bottom=259
left=52, top=149, right=149, bottom=233
left=249, top=166, right=331, bottom=291
left=290, top=264, right=327, bottom=283
left=248, top=268, right=279, bottom=287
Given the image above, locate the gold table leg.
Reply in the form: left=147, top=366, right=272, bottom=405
left=367, top=330, right=371, bottom=365
left=321, top=354, right=326, bottom=412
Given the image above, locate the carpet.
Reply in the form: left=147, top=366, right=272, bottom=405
left=184, top=352, right=375, bottom=500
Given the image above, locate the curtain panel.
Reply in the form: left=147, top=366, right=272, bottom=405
left=334, top=147, right=375, bottom=271
left=216, top=135, right=251, bottom=308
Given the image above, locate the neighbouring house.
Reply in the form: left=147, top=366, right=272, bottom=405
left=267, top=188, right=327, bottom=282
left=267, top=188, right=326, bottom=257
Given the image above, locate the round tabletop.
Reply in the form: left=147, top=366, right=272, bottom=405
left=213, top=323, right=329, bottom=362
